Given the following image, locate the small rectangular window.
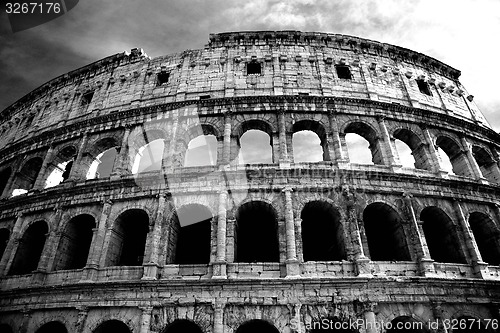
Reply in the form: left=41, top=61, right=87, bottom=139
left=199, top=95, right=211, bottom=100
left=247, top=61, right=261, bottom=75
left=335, top=65, right=352, bottom=80
left=81, top=91, right=94, bottom=106
left=416, top=79, right=432, bottom=96
left=156, top=72, right=170, bottom=86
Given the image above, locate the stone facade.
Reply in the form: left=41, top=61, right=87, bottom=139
left=0, top=31, right=500, bottom=332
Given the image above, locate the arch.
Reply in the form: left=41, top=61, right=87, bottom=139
left=363, top=203, right=411, bottom=261
left=105, top=209, right=149, bottom=266
left=93, top=319, right=131, bottom=333
left=436, top=136, right=472, bottom=177
left=162, top=319, right=204, bottom=333
left=393, top=128, right=432, bottom=170
left=184, top=134, right=217, bottom=167
left=472, top=146, right=500, bottom=183
left=11, top=157, right=43, bottom=196
left=0, top=228, right=10, bottom=262
left=386, top=316, right=429, bottom=333
left=9, top=220, right=48, bottom=275
left=469, top=212, right=500, bottom=265
left=236, top=119, right=274, bottom=164
left=0, top=167, right=12, bottom=196
left=420, top=207, right=467, bottom=264
left=54, top=214, right=96, bottom=270
left=235, top=201, right=279, bottom=263
left=132, top=138, right=165, bottom=174
left=301, top=200, right=346, bottom=261
left=0, top=323, right=13, bottom=333
left=292, top=120, right=330, bottom=162
left=35, top=321, right=68, bottom=333
left=344, top=122, right=382, bottom=165
left=168, top=204, right=212, bottom=265
left=236, top=320, right=280, bottom=333
left=44, top=145, right=77, bottom=188
left=87, top=147, right=118, bottom=179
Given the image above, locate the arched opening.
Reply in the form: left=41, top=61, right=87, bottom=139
left=436, top=136, right=472, bottom=177
left=472, top=146, right=500, bottom=183
left=45, top=146, right=77, bottom=188
left=309, top=317, right=357, bottom=332
left=452, top=316, right=493, bottom=332
left=301, top=201, right=346, bottom=261
left=420, top=207, right=467, bottom=264
left=363, top=203, right=410, bottom=261
left=168, top=204, right=212, bottom=265
left=292, top=120, right=330, bottom=163
left=106, top=209, right=149, bottom=266
left=235, top=201, right=279, bottom=263
left=237, top=120, right=274, bottom=164
left=11, top=157, right=43, bottom=196
left=393, top=129, right=432, bottom=170
left=54, top=214, right=96, bottom=270
left=0, top=228, right=9, bottom=261
left=386, top=316, right=429, bottom=333
left=0, top=323, right=13, bottom=333
left=469, top=212, right=500, bottom=265
left=9, top=221, right=48, bottom=275
left=247, top=61, right=262, bottom=75
left=236, top=320, right=280, bottom=333
left=184, top=135, right=217, bottom=167
left=162, top=319, right=204, bottom=333
left=437, top=147, right=454, bottom=173
left=36, top=321, right=68, bottom=333
left=132, top=139, right=164, bottom=174
left=0, top=167, right=12, bottom=196
left=93, top=320, right=131, bottom=333
left=87, top=147, right=118, bottom=179
left=344, top=122, right=382, bottom=165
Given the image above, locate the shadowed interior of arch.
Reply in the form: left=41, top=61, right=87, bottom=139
left=236, top=320, right=280, bottom=333
left=386, top=316, right=429, bottom=333
left=9, top=220, right=48, bottom=275
left=35, top=321, right=68, bottom=333
left=11, top=157, right=43, bottom=196
left=469, top=212, right=500, bottom=265
left=301, top=201, right=346, bottom=261
left=162, top=319, right=204, bottom=333
left=93, top=320, right=131, bottom=333
left=45, top=146, right=77, bottom=188
left=0, top=228, right=9, bottom=261
left=363, top=203, right=411, bottom=261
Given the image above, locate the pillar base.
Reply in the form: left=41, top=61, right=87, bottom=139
left=211, top=262, right=227, bottom=279
left=142, top=263, right=159, bottom=280
left=355, top=257, right=372, bottom=278
left=80, top=265, right=99, bottom=282
left=418, top=258, right=436, bottom=277
left=472, top=260, right=489, bottom=279
left=285, top=259, right=301, bottom=278
left=31, top=270, right=47, bottom=285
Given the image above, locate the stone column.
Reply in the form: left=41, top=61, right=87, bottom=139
left=454, top=200, right=488, bottom=278
left=461, top=137, right=487, bottom=183
left=139, top=306, right=153, bottom=333
left=0, top=213, right=25, bottom=275
left=361, top=302, right=379, bottom=333
left=143, top=194, right=166, bottom=280
left=84, top=200, right=113, bottom=280
left=376, top=116, right=400, bottom=168
left=0, top=158, right=23, bottom=198
left=165, top=115, right=179, bottom=172
left=75, top=306, right=89, bottom=333
left=36, top=208, right=64, bottom=272
left=19, top=309, right=31, bottom=333
left=402, top=193, right=435, bottom=276
left=225, top=217, right=236, bottom=263
left=111, top=125, right=133, bottom=177
left=328, top=110, right=346, bottom=164
left=213, top=301, right=225, bottom=333
left=222, top=110, right=232, bottom=166
left=421, top=126, right=448, bottom=175
left=32, top=145, right=56, bottom=190
left=213, top=190, right=228, bottom=279
left=278, top=110, right=289, bottom=165
left=67, top=132, right=89, bottom=181
left=431, top=302, right=449, bottom=333
left=283, top=187, right=300, bottom=277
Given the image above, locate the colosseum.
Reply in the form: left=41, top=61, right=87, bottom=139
left=0, top=30, right=499, bottom=333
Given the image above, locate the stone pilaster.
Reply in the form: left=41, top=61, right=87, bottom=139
left=37, top=208, right=64, bottom=273
left=75, top=306, right=89, bottom=333
left=0, top=213, right=25, bottom=275
left=111, top=125, right=133, bottom=177
left=461, top=137, right=488, bottom=183
left=328, top=109, right=346, bottom=164
left=32, top=145, right=55, bottom=190
left=67, top=132, right=89, bottom=181
left=283, top=187, right=300, bottom=277
left=213, top=301, right=226, bottom=333
left=376, top=116, right=400, bottom=168
left=361, top=302, right=379, bottom=333
left=143, top=193, right=166, bottom=280
left=222, top=109, right=232, bottom=166
left=213, top=190, right=228, bottom=279
left=278, top=109, right=289, bottom=165
left=431, top=302, right=449, bottom=333
left=139, top=306, right=153, bottom=333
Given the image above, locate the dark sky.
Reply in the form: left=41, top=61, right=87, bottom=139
left=1, top=0, right=499, bottom=129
